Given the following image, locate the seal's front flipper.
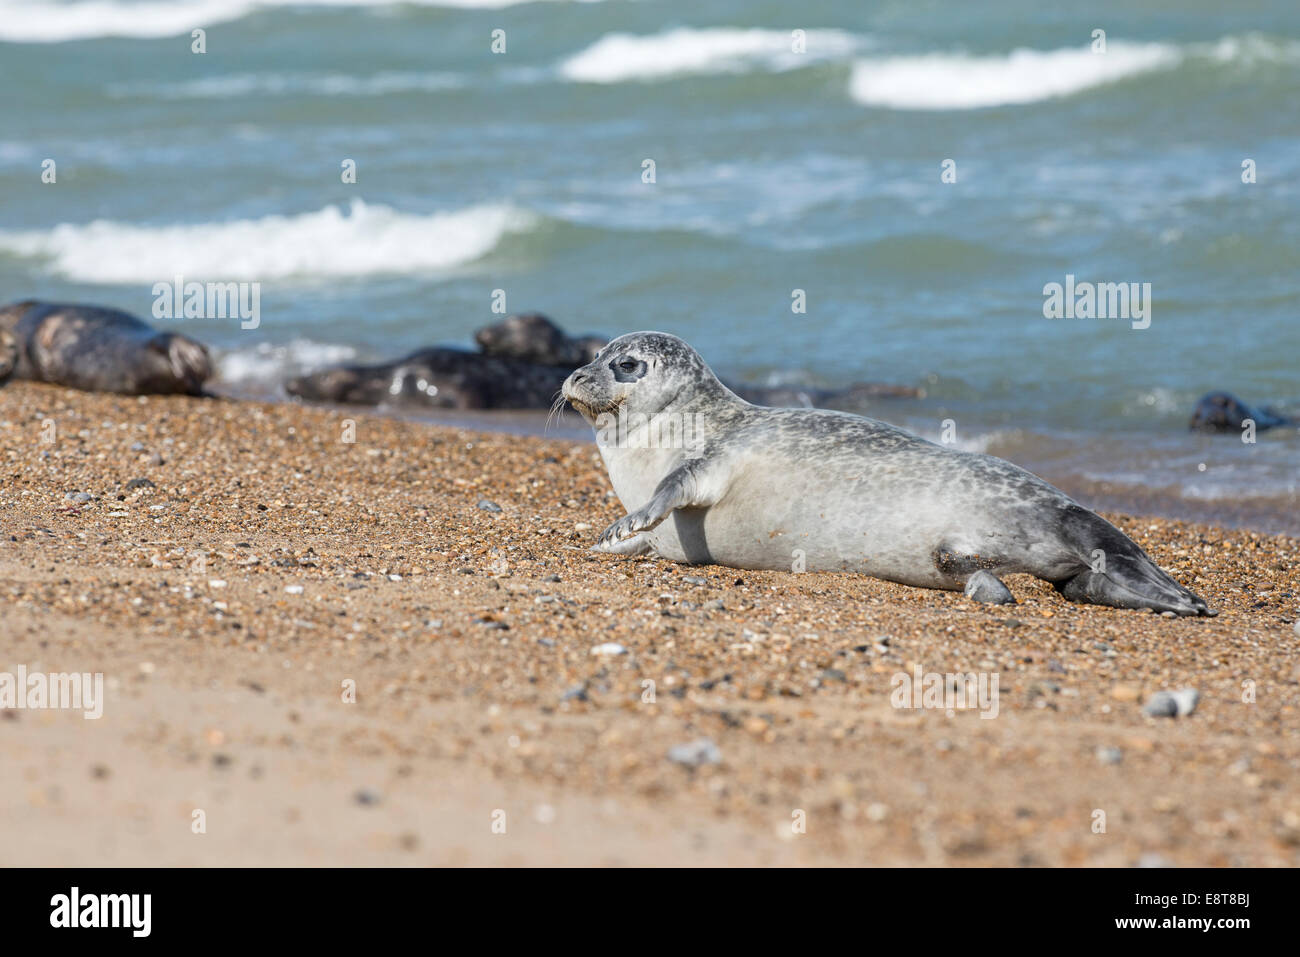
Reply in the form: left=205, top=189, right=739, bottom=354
left=595, top=509, right=662, bottom=549
left=591, top=531, right=653, bottom=557
left=592, top=457, right=726, bottom=551
left=964, top=570, right=1015, bottom=605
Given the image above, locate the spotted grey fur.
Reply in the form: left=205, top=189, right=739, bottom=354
left=563, top=331, right=1212, bottom=616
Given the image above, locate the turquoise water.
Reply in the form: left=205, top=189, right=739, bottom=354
left=1, top=0, right=1298, bottom=530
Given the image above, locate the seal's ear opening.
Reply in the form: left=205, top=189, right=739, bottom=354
left=149, top=333, right=212, bottom=394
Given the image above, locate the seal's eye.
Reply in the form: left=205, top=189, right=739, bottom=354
left=617, top=359, right=638, bottom=372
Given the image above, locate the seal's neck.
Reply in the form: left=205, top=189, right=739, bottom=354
left=674, top=367, right=748, bottom=414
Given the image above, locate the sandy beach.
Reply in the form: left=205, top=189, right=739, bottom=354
left=2, top=380, right=1298, bottom=867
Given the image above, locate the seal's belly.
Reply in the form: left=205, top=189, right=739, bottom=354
left=645, top=473, right=965, bottom=587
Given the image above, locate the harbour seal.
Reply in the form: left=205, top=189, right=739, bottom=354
left=0, top=300, right=211, bottom=395
left=1189, top=391, right=1295, bottom=434
left=563, top=332, right=1211, bottom=616
left=285, top=348, right=572, bottom=410
left=474, top=313, right=606, bottom=367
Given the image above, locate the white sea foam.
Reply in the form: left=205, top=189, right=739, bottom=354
left=559, top=27, right=863, bottom=84
left=0, top=0, right=602, bottom=43
left=216, top=339, right=359, bottom=384
left=848, top=42, right=1182, bottom=110
left=0, top=200, right=536, bottom=282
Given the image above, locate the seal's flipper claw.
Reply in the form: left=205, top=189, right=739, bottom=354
left=964, top=570, right=1016, bottom=605
left=591, top=532, right=652, bottom=557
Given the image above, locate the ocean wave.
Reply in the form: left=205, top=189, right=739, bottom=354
left=0, top=200, right=537, bottom=282
left=1204, top=32, right=1300, bottom=67
left=0, top=0, right=601, bottom=44
left=847, top=42, right=1181, bottom=110
left=108, top=70, right=466, bottom=99
left=559, top=27, right=864, bottom=84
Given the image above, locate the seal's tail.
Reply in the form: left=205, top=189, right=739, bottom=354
left=1054, top=504, right=1212, bottom=616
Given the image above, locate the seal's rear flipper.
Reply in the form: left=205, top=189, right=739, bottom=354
left=0, top=328, right=17, bottom=385
left=166, top=335, right=212, bottom=392
left=148, top=333, right=211, bottom=394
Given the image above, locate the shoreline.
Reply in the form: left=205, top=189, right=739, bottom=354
left=2, top=380, right=1299, bottom=866
left=218, top=381, right=1300, bottom=540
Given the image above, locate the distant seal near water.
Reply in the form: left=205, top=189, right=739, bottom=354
left=563, top=332, right=1211, bottom=616
left=290, top=314, right=922, bottom=412
left=0, top=300, right=211, bottom=395
left=475, top=313, right=606, bottom=367
left=1189, top=391, right=1295, bottom=434
left=285, top=348, right=571, bottom=410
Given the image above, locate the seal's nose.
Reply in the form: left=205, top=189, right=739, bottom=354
left=571, top=371, right=589, bottom=384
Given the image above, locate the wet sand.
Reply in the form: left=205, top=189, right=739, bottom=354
left=2, top=381, right=1298, bottom=866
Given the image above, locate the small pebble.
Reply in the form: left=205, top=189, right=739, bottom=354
left=284, top=585, right=304, bottom=595
left=354, top=789, right=381, bottom=806
left=477, top=499, right=502, bottom=513
left=1097, top=746, right=1123, bottom=765
left=126, top=478, right=156, bottom=491
left=667, top=738, right=721, bottom=768
left=590, top=642, right=627, bottom=656
left=1143, top=688, right=1199, bottom=718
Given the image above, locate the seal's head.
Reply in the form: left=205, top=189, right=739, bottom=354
left=561, top=331, right=712, bottom=424
left=475, top=313, right=607, bottom=367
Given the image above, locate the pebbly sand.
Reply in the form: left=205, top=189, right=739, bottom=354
left=1, top=381, right=1298, bottom=867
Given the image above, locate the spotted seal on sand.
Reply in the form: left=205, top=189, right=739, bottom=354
left=562, top=331, right=1211, bottom=616
left=0, top=300, right=211, bottom=395
left=285, top=348, right=572, bottom=410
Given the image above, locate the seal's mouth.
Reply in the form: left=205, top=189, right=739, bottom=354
left=566, top=395, right=623, bottom=422
left=561, top=377, right=624, bottom=424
